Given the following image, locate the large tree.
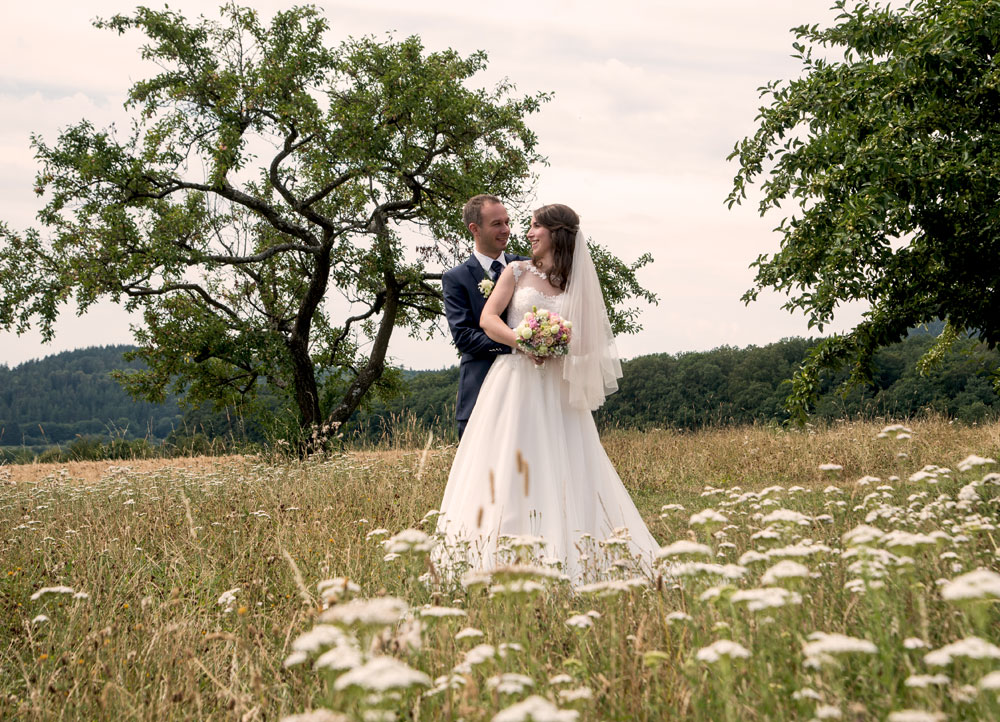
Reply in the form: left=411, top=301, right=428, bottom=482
left=0, top=4, right=654, bottom=437
left=728, top=0, right=1000, bottom=421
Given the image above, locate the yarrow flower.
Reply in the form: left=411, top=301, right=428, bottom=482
left=317, top=578, right=361, bottom=604
left=332, top=656, right=430, bottom=692
left=940, top=568, right=1000, bottom=601
left=802, top=632, right=877, bottom=665
left=689, top=509, right=728, bottom=527
left=491, top=695, right=579, bottom=722
left=382, top=529, right=434, bottom=555
left=319, top=597, right=408, bottom=627
left=564, top=614, right=594, bottom=629
left=760, top=560, right=811, bottom=586
left=886, top=711, right=945, bottom=722
left=695, top=639, right=751, bottom=663
left=656, top=540, right=712, bottom=559
left=418, top=605, right=467, bottom=620
left=487, top=673, right=534, bottom=695
left=217, top=587, right=240, bottom=613
left=730, top=587, right=802, bottom=612
left=957, top=454, right=996, bottom=472
left=924, top=637, right=1000, bottom=666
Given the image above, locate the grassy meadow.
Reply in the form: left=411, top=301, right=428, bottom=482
left=2, top=418, right=1000, bottom=721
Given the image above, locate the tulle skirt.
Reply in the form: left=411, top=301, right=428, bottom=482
left=435, top=353, right=660, bottom=581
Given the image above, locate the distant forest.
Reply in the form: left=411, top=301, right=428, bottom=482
left=2, top=329, right=998, bottom=455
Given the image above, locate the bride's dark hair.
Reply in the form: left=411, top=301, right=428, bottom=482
left=532, top=203, right=579, bottom=291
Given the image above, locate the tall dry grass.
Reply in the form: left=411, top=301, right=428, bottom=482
left=1, top=418, right=998, bottom=720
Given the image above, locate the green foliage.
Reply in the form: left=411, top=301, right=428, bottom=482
left=728, top=0, right=1000, bottom=422
left=0, top=346, right=182, bottom=448
left=4, top=3, right=620, bottom=437
left=351, top=333, right=1000, bottom=437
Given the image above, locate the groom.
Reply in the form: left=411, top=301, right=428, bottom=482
left=442, top=194, right=527, bottom=439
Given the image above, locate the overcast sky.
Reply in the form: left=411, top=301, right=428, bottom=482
left=0, top=1, right=866, bottom=370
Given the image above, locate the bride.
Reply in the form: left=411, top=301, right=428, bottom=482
left=435, top=203, right=660, bottom=580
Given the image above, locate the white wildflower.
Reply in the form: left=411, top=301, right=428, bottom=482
left=815, top=705, right=841, bottom=719
left=217, top=587, right=240, bottom=613
left=564, top=614, right=594, bottom=629
left=489, top=580, right=546, bottom=597
left=558, top=686, right=593, bottom=703
left=574, top=577, right=648, bottom=596
left=689, top=509, right=728, bottom=526
left=802, top=632, right=877, bottom=660
left=419, top=606, right=467, bottom=619
left=761, top=560, right=811, bottom=585
left=940, top=568, right=1000, bottom=601
left=695, top=639, right=751, bottom=663
left=317, top=578, right=361, bottom=603
left=319, top=597, right=408, bottom=627
left=886, top=712, right=945, bottom=722
left=979, top=670, right=1000, bottom=690
left=314, top=644, right=363, bottom=671
left=462, top=644, right=496, bottom=666
left=656, top=540, right=712, bottom=559
left=957, top=454, right=996, bottom=472
left=738, top=550, right=769, bottom=566
left=924, top=637, right=1000, bottom=666
left=455, top=627, right=484, bottom=641
left=31, top=614, right=49, bottom=624
left=382, top=529, right=434, bottom=554
left=903, top=638, right=928, bottom=649
left=333, top=656, right=430, bottom=692
left=666, top=611, right=693, bottom=624
left=487, top=673, right=534, bottom=695
left=670, top=562, right=748, bottom=580
left=731, top=587, right=802, bottom=612
left=905, top=674, right=950, bottom=688
left=292, top=625, right=353, bottom=653
left=491, top=695, right=579, bottom=722
left=761, top=508, right=812, bottom=526
left=283, top=651, right=308, bottom=668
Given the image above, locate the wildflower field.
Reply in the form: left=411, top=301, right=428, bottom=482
left=2, top=419, right=999, bottom=721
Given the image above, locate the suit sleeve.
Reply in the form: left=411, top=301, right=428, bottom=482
left=442, top=269, right=510, bottom=358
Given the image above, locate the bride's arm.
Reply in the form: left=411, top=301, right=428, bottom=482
left=479, top=265, right=518, bottom=347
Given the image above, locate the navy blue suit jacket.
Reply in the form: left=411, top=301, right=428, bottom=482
left=442, top=252, right=527, bottom=422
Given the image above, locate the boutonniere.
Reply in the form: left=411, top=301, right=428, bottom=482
left=478, top=277, right=494, bottom=298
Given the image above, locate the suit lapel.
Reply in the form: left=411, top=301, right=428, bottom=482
left=465, top=255, right=485, bottom=284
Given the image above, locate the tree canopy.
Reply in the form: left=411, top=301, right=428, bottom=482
left=728, top=0, right=1000, bottom=422
left=0, top=3, right=655, bottom=440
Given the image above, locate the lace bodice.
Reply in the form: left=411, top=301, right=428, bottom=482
left=507, top=262, right=564, bottom=330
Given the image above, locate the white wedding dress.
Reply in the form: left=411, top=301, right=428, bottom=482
left=435, top=262, right=660, bottom=581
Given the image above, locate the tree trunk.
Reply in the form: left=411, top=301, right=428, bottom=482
left=288, top=337, right=322, bottom=430
left=288, top=244, right=332, bottom=433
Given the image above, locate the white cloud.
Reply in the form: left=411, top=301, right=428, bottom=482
left=1, top=0, right=859, bottom=369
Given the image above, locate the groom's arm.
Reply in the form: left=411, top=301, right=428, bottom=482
left=442, top=270, right=510, bottom=357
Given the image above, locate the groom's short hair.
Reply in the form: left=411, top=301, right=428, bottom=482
left=463, top=194, right=502, bottom=231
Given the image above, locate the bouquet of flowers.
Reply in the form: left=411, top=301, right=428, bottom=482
left=514, top=306, right=572, bottom=358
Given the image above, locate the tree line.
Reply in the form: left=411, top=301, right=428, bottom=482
left=3, top=330, right=997, bottom=458
left=352, top=327, right=1000, bottom=442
